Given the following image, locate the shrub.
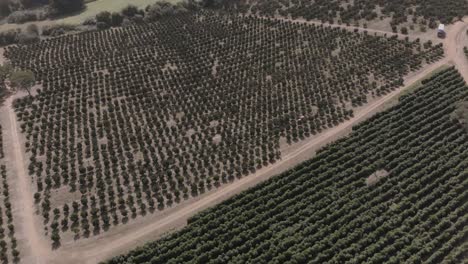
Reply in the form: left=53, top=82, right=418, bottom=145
left=0, top=29, right=20, bottom=46
left=49, top=0, right=85, bottom=16
left=110, top=12, right=123, bottom=27
left=41, top=24, right=77, bottom=37
left=144, top=1, right=188, bottom=22
left=82, top=17, right=96, bottom=25
left=21, top=33, right=37, bottom=43
left=121, top=5, right=138, bottom=17
left=401, top=27, right=409, bottom=35
left=26, top=23, right=39, bottom=35
left=7, top=11, right=38, bottom=24
left=96, top=11, right=111, bottom=26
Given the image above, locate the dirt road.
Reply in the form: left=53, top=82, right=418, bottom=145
left=1, top=95, right=51, bottom=264
left=447, top=19, right=468, bottom=82
left=3, top=16, right=468, bottom=264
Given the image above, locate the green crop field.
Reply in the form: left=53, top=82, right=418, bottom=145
left=108, top=67, right=468, bottom=264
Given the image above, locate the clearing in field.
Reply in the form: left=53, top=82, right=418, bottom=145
left=366, top=169, right=389, bottom=186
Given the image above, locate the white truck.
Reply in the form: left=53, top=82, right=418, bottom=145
left=437, top=24, right=446, bottom=38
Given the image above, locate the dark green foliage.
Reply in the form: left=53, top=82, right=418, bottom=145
left=0, top=0, right=12, bottom=17
left=121, top=4, right=139, bottom=17
left=110, top=12, right=123, bottom=27
left=48, top=0, right=84, bottom=16
left=0, top=29, right=20, bottom=47
left=107, top=67, right=468, bottom=264
left=144, top=1, right=188, bottom=22
left=95, top=11, right=111, bottom=26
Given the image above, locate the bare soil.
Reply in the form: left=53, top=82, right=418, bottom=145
left=366, top=170, right=389, bottom=186
left=0, top=48, right=5, bottom=65
left=0, top=94, right=51, bottom=264
left=2, top=16, right=467, bottom=264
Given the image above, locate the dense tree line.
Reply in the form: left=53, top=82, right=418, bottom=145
left=107, top=67, right=468, bottom=264
left=5, top=12, right=442, bottom=244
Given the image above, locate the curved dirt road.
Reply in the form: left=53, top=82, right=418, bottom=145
left=447, top=19, right=468, bottom=82
left=3, top=17, right=468, bottom=264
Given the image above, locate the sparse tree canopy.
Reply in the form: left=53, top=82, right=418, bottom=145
left=10, top=70, right=35, bottom=96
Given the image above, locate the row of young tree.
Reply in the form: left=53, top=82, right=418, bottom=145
left=0, top=125, right=21, bottom=263
left=219, top=0, right=467, bottom=30
left=5, top=12, right=443, bottom=245
left=0, top=166, right=20, bottom=264
left=107, top=67, right=468, bottom=264
left=0, top=68, right=23, bottom=263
